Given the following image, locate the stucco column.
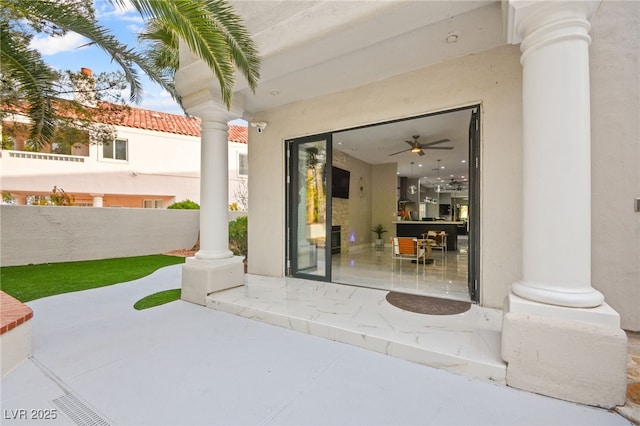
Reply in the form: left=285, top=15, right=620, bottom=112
left=509, top=0, right=603, bottom=308
left=178, top=100, right=245, bottom=306
left=501, top=1, right=627, bottom=409
left=90, top=194, right=104, bottom=207
left=196, top=118, right=233, bottom=260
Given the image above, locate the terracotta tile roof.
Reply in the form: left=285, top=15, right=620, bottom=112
left=2, top=101, right=248, bottom=141
left=93, top=105, right=248, bottom=143
left=93, top=105, right=202, bottom=137
left=228, top=125, right=248, bottom=143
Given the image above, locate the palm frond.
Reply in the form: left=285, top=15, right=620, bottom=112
left=127, top=0, right=260, bottom=109
left=0, top=21, right=56, bottom=148
left=15, top=0, right=145, bottom=103
left=139, top=20, right=179, bottom=80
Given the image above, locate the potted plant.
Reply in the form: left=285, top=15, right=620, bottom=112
left=371, top=224, right=387, bottom=247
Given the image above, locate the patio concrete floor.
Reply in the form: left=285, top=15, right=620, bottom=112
left=0, top=264, right=632, bottom=425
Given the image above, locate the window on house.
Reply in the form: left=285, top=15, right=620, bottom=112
left=238, top=153, right=248, bottom=176
left=143, top=200, right=163, bottom=209
left=102, top=138, right=128, bottom=160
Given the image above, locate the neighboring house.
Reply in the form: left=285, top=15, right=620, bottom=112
left=175, top=0, right=639, bottom=410
left=1, top=95, right=248, bottom=209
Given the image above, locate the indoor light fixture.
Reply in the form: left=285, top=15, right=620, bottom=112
left=411, top=146, right=421, bottom=153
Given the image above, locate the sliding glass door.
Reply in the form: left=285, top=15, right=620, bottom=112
left=286, top=134, right=332, bottom=281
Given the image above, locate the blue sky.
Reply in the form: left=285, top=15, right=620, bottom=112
left=30, top=0, right=183, bottom=115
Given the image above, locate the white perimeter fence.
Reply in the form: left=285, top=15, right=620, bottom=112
left=1, top=206, right=247, bottom=267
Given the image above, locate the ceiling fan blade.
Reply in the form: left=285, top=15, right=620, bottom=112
left=388, top=148, right=412, bottom=156
left=421, top=138, right=450, bottom=147
left=418, top=150, right=425, bottom=156
left=424, top=146, right=454, bottom=150
left=404, top=140, right=416, bottom=147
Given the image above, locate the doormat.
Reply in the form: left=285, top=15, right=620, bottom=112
left=385, top=292, right=471, bottom=315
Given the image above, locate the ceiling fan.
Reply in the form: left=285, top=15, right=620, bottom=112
left=388, top=135, right=453, bottom=157
left=446, top=178, right=466, bottom=191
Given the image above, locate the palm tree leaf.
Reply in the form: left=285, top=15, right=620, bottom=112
left=125, top=0, right=260, bottom=109
left=0, top=21, right=56, bottom=148
left=139, top=20, right=179, bottom=82
left=10, top=0, right=146, bottom=103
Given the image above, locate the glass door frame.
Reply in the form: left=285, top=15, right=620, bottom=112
left=468, top=106, right=481, bottom=303
left=285, top=133, right=333, bottom=282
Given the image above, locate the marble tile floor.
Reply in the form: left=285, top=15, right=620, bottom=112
left=331, top=240, right=470, bottom=302
left=207, top=274, right=506, bottom=384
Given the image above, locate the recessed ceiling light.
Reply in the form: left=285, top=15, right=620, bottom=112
left=270, top=89, right=280, bottom=96
left=445, top=33, right=459, bottom=43
left=418, top=164, right=423, bottom=167
left=461, top=160, right=467, bottom=163
left=440, top=166, right=445, bottom=169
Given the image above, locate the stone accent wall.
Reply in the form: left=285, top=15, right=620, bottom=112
left=332, top=150, right=350, bottom=252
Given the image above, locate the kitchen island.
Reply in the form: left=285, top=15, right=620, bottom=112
left=393, top=221, right=465, bottom=251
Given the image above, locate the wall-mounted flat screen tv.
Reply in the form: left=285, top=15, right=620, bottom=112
left=332, top=167, right=350, bottom=199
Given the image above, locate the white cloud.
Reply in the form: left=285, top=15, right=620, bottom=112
left=96, top=0, right=142, bottom=23
left=127, top=23, right=143, bottom=34
left=137, top=87, right=183, bottom=115
left=30, top=32, right=88, bottom=55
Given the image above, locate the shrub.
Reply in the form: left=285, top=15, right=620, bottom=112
left=167, top=199, right=200, bottom=209
left=229, top=216, right=248, bottom=257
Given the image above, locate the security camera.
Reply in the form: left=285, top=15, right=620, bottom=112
left=251, top=122, right=267, bottom=133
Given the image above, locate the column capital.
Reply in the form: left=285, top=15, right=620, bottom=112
left=180, top=90, right=243, bottom=123
left=503, top=0, right=600, bottom=45
left=200, top=118, right=230, bottom=133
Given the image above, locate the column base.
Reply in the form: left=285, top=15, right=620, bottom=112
left=502, top=292, right=627, bottom=408
left=181, top=256, right=245, bottom=306
left=512, top=281, right=604, bottom=308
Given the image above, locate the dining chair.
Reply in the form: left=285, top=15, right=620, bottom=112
left=391, top=237, right=429, bottom=273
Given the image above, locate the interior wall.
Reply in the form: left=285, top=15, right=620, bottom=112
left=331, top=150, right=373, bottom=251
left=589, top=0, right=640, bottom=331
left=371, top=164, right=398, bottom=240
left=248, top=43, right=523, bottom=309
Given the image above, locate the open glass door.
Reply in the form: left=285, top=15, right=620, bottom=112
left=286, top=134, right=332, bottom=281
left=468, top=108, right=480, bottom=302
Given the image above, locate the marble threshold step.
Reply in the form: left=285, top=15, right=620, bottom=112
left=206, top=275, right=507, bottom=384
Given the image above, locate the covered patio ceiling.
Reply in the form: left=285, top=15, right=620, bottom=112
left=177, top=0, right=509, bottom=186
left=229, top=0, right=505, bottom=114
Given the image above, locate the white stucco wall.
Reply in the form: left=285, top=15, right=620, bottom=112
left=590, top=0, right=640, bottom=331
left=0, top=206, right=199, bottom=266
left=248, top=44, right=524, bottom=309
left=247, top=1, right=638, bottom=322
left=228, top=141, right=248, bottom=209
left=1, top=125, right=201, bottom=203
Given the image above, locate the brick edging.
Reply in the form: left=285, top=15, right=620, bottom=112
left=0, top=291, right=33, bottom=334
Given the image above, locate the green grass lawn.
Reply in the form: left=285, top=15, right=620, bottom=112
left=0, top=255, right=185, bottom=302
left=134, top=289, right=182, bottom=310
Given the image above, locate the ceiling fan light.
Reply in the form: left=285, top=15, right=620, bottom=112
left=411, top=146, right=421, bottom=153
